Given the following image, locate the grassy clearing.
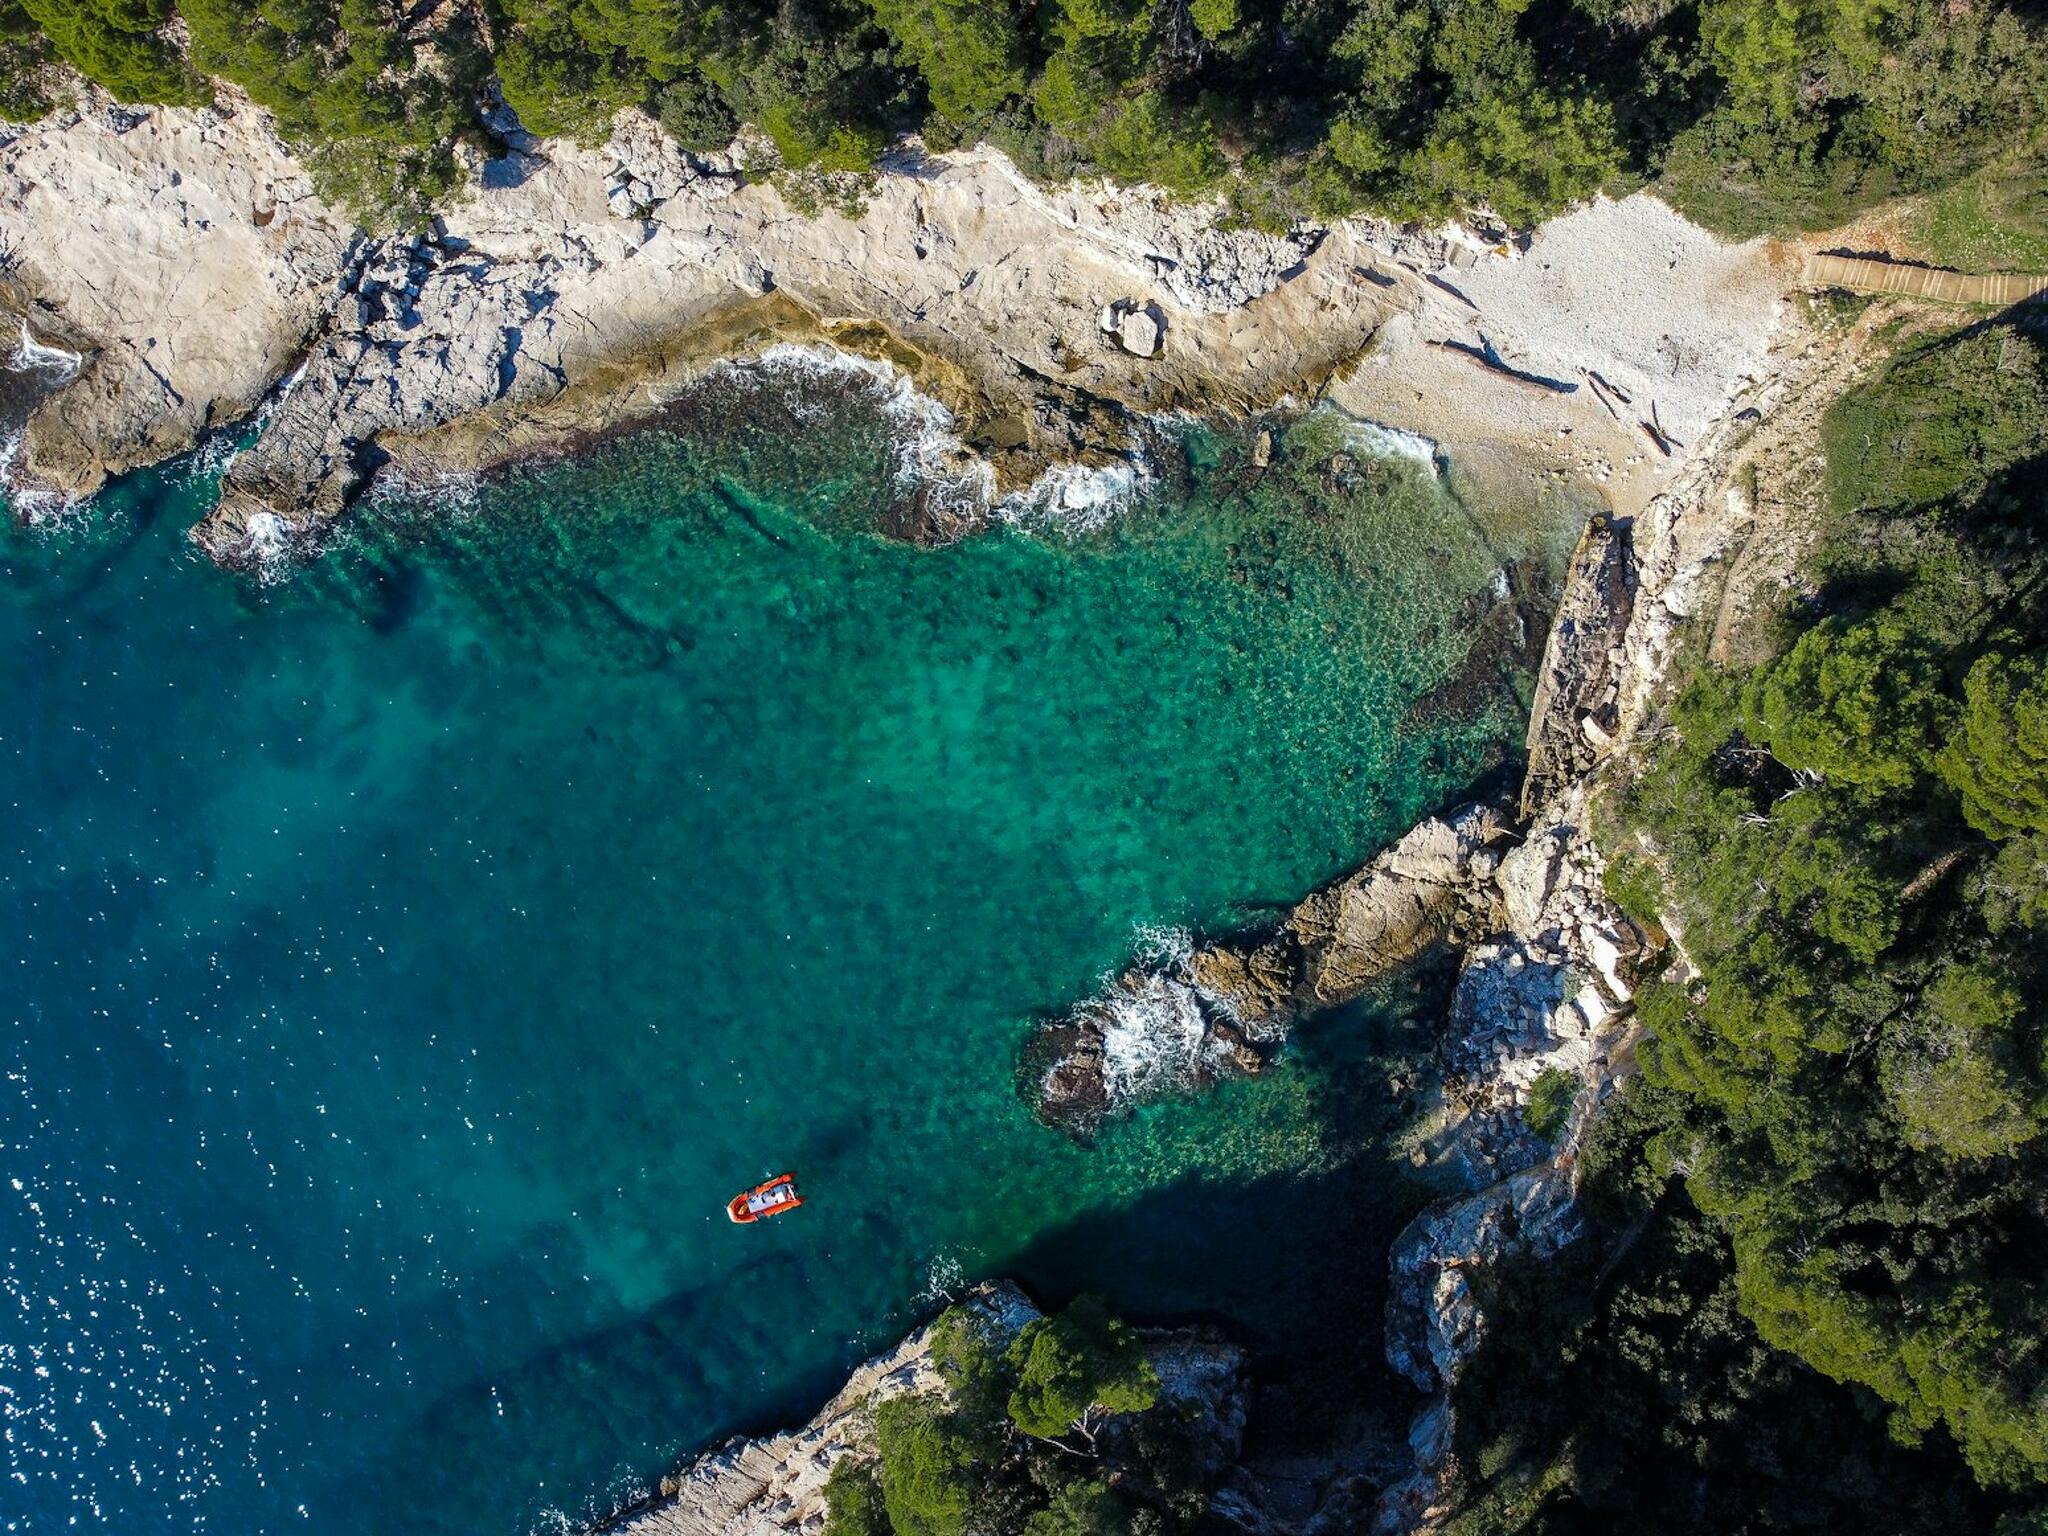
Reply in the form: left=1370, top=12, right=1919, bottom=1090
left=1910, top=143, right=2048, bottom=275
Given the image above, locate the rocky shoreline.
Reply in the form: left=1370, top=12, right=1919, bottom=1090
left=0, top=83, right=1856, bottom=1536
left=567, top=307, right=1876, bottom=1536
left=602, top=1281, right=1252, bottom=1536
left=4, top=91, right=1791, bottom=568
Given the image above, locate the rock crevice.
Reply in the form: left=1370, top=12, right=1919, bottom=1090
left=6, top=94, right=1790, bottom=569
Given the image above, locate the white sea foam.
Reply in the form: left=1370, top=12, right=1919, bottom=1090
left=1089, top=968, right=1214, bottom=1104
left=1131, top=921, right=1195, bottom=969
left=655, top=341, right=1174, bottom=542
left=1063, top=923, right=1263, bottom=1111
left=255, top=352, right=310, bottom=430
left=719, top=344, right=996, bottom=534
left=916, top=1252, right=969, bottom=1307
left=0, top=429, right=70, bottom=523
left=2, top=321, right=86, bottom=520
left=235, top=510, right=305, bottom=584
left=719, top=344, right=1167, bottom=540
left=8, top=319, right=82, bottom=381
left=995, top=456, right=1151, bottom=536
left=1337, top=414, right=1443, bottom=478
left=365, top=460, right=486, bottom=523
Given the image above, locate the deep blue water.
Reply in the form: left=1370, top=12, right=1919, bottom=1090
left=0, top=362, right=1574, bottom=1534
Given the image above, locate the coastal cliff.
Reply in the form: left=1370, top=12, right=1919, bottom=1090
left=4, top=92, right=1789, bottom=566
left=0, top=84, right=1873, bottom=1536
left=1021, top=283, right=1890, bottom=1531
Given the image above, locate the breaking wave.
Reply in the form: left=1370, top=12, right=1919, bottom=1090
left=1, top=320, right=85, bottom=520
left=9, top=319, right=82, bottom=382
left=232, top=510, right=307, bottom=585
left=701, top=343, right=1161, bottom=540
left=0, top=431, right=69, bottom=524
left=713, top=344, right=994, bottom=533
left=1336, top=415, right=1442, bottom=478
left=1090, top=962, right=1221, bottom=1105
left=363, top=460, right=487, bottom=524
left=1036, top=921, right=1275, bottom=1129
left=995, top=456, right=1152, bottom=536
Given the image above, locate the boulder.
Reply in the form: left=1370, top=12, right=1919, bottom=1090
left=1495, top=825, right=1566, bottom=935
left=1116, top=305, right=1162, bottom=357
left=1097, top=298, right=1165, bottom=357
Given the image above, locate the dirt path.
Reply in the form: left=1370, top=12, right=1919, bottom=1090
left=1702, top=301, right=1923, bottom=667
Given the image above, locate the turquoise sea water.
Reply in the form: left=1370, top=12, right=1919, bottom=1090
left=1, top=359, right=1574, bottom=1534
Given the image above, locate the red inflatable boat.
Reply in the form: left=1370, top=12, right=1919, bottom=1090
left=727, top=1172, right=803, bottom=1224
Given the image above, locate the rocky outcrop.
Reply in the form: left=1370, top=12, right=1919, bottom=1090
left=1278, top=808, right=1512, bottom=1011
left=0, top=97, right=350, bottom=496
left=603, top=1280, right=1249, bottom=1536
left=1030, top=947, right=1279, bottom=1139
left=1424, top=794, right=1644, bottom=1186
left=1353, top=503, right=1659, bottom=1533
left=1028, top=754, right=1643, bottom=1140
left=1383, top=1163, right=1581, bottom=1400
left=1032, top=806, right=1515, bottom=1135
left=4, top=90, right=1791, bottom=565
left=607, top=1283, right=1035, bottom=1536
left=1519, top=510, right=1635, bottom=817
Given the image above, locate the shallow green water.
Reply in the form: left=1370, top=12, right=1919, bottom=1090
left=0, top=360, right=1573, bottom=1534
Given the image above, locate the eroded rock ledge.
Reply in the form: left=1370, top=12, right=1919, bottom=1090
left=4, top=93, right=1791, bottom=566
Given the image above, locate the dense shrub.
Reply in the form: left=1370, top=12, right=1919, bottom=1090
left=823, top=1455, right=891, bottom=1536
left=1004, top=1295, right=1158, bottom=1442
left=7, top=0, right=2045, bottom=236
left=18, top=0, right=202, bottom=104
left=1524, top=1066, right=1578, bottom=1142
left=829, top=1298, right=1188, bottom=1536
left=1941, top=652, right=2048, bottom=840
left=1598, top=318, right=2048, bottom=1499
left=0, top=0, right=56, bottom=118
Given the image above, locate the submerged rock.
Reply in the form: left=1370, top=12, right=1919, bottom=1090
left=1028, top=949, right=1263, bottom=1139
left=1031, top=804, right=1513, bottom=1134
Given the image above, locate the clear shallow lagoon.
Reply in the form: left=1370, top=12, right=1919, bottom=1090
left=0, top=362, right=1574, bottom=1534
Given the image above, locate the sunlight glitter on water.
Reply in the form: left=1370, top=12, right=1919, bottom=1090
left=0, top=361, right=1579, bottom=1535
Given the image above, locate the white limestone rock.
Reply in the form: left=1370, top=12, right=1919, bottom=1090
left=1116, top=305, right=1162, bottom=357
